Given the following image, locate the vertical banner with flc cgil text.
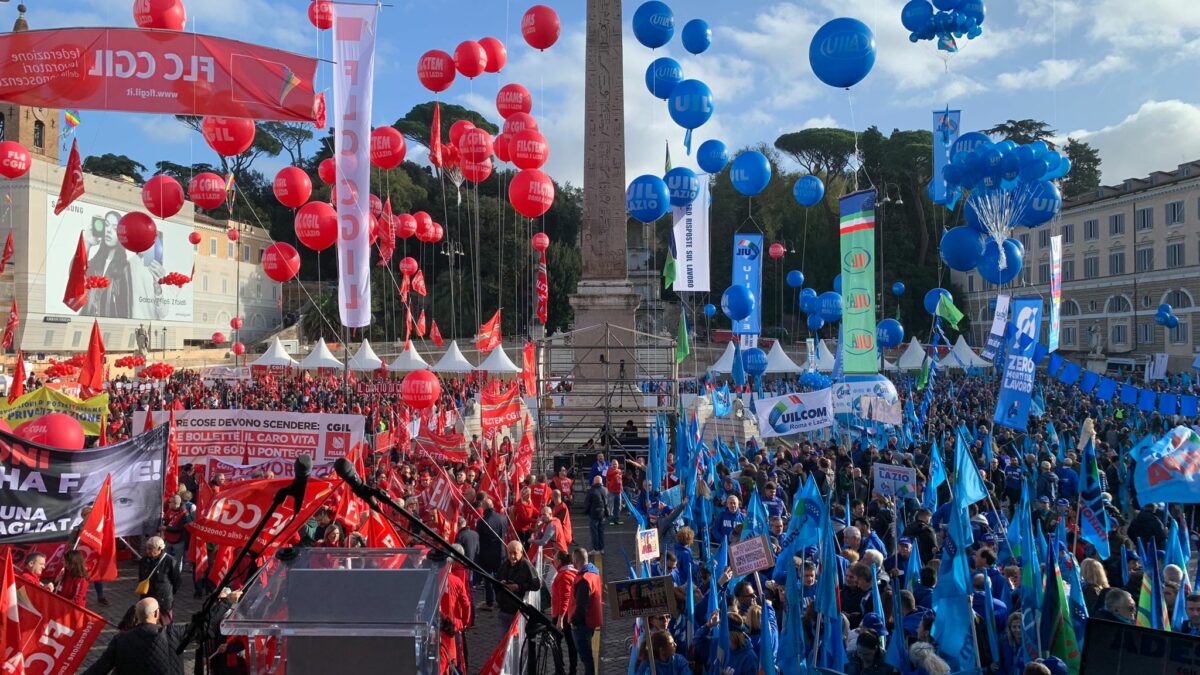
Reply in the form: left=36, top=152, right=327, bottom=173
left=839, top=190, right=878, bottom=374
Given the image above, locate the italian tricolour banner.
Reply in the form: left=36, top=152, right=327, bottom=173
left=839, top=190, right=878, bottom=374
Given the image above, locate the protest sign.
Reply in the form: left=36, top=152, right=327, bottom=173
left=872, top=463, right=918, bottom=499
left=730, top=535, right=775, bottom=576
left=637, top=529, right=660, bottom=564
left=607, top=576, right=676, bottom=620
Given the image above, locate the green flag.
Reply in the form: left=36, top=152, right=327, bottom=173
left=675, top=310, right=690, bottom=364
left=936, top=293, right=964, bottom=329
left=663, top=251, right=677, bottom=289
left=916, top=357, right=930, bottom=390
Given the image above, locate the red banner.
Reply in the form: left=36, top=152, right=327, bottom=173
left=535, top=252, right=548, bottom=325
left=411, top=432, right=468, bottom=465
left=15, top=578, right=105, bottom=675
left=0, top=28, right=318, bottom=122
left=522, top=342, right=537, bottom=397
left=75, top=475, right=117, bottom=582
left=481, top=383, right=521, bottom=434
left=188, top=479, right=334, bottom=552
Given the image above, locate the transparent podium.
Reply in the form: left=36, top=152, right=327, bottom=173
left=223, top=548, right=446, bottom=675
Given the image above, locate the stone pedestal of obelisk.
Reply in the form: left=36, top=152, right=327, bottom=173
left=570, top=0, right=642, bottom=379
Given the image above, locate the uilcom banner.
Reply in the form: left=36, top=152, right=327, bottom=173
left=0, top=425, right=167, bottom=543
left=0, top=28, right=318, bottom=121
left=133, top=410, right=364, bottom=465
left=754, top=388, right=833, bottom=438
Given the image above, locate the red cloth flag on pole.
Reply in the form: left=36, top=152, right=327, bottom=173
left=376, top=197, right=396, bottom=266
left=479, top=615, right=522, bottom=675
left=535, top=251, right=548, bottom=325
left=475, top=310, right=502, bottom=353
left=53, top=139, right=85, bottom=215
left=165, top=409, right=179, bottom=498
left=142, top=408, right=155, bottom=434
left=98, top=415, right=108, bottom=446
left=7, top=354, right=24, bottom=405
left=405, top=305, right=413, bottom=342
left=14, top=577, right=105, bottom=675
left=76, top=474, right=118, bottom=582
left=0, top=551, right=23, bottom=674
left=430, top=320, right=443, bottom=348
left=522, top=341, right=537, bottom=396
left=416, top=310, right=427, bottom=338
left=412, top=270, right=427, bottom=297
left=63, top=234, right=88, bottom=312
left=430, top=102, right=443, bottom=167
left=399, top=272, right=410, bottom=302
left=0, top=232, right=13, bottom=275
left=1, top=299, right=18, bottom=352
left=76, top=319, right=104, bottom=391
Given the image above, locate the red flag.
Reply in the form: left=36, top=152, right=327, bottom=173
left=165, top=409, right=179, bottom=498
left=475, top=310, right=502, bottom=353
left=0, top=551, right=23, bottom=674
left=142, top=408, right=155, bottom=434
left=62, top=234, right=87, bottom=312
left=535, top=251, right=548, bottom=325
left=98, top=415, right=107, bottom=446
left=0, top=232, right=13, bottom=276
left=522, top=341, right=537, bottom=396
left=1, top=300, right=17, bottom=352
left=479, top=616, right=521, bottom=675
left=430, top=102, right=443, bottom=167
left=76, top=474, right=118, bottom=582
left=76, top=319, right=104, bottom=391
left=14, top=576, right=104, bottom=674
left=416, top=310, right=427, bottom=338
left=405, top=306, right=413, bottom=342
left=412, top=270, right=427, bottom=297
left=430, top=320, right=444, bottom=348
left=313, top=92, right=327, bottom=129
left=53, top=139, right=85, bottom=216
left=7, top=354, right=24, bottom=405
left=399, top=273, right=410, bottom=302
left=189, top=479, right=335, bottom=552
left=376, top=197, right=396, bottom=266
left=512, top=417, right=535, bottom=487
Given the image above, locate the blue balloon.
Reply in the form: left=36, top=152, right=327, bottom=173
left=977, top=238, right=1024, bottom=285
left=1155, top=312, right=1168, bottom=326
left=668, top=79, right=714, bottom=130
left=681, top=19, right=712, bottom=54
left=833, top=274, right=842, bottom=294
left=877, top=319, right=905, bottom=349
left=1027, top=141, right=1049, bottom=158
left=632, top=1, right=675, bottom=49
left=892, top=281, right=906, bottom=296
left=1046, top=155, right=1072, bottom=181
left=1016, top=180, right=1061, bottom=227
left=924, top=288, right=951, bottom=316
left=721, top=285, right=755, bottom=321
left=1166, top=314, right=1180, bottom=329
left=901, top=0, right=934, bottom=32
left=799, top=294, right=817, bottom=314
left=730, top=151, right=772, bottom=196
left=1019, top=156, right=1049, bottom=182
left=703, top=303, right=717, bottom=318
left=786, top=270, right=805, bottom=288
left=807, top=314, right=826, bottom=332
left=940, top=226, right=986, bottom=271
left=1159, top=303, right=1173, bottom=315
left=809, top=18, right=876, bottom=89
left=664, top=166, right=700, bottom=206
left=793, top=175, right=825, bottom=207
left=818, top=291, right=842, bottom=323
left=932, top=0, right=961, bottom=10
left=958, top=0, right=985, bottom=24
left=697, top=139, right=729, bottom=174
left=743, top=347, right=768, bottom=377
left=626, top=174, right=670, bottom=223
left=1043, top=151, right=1063, bottom=174
left=644, top=57, right=684, bottom=99
left=951, top=131, right=991, bottom=157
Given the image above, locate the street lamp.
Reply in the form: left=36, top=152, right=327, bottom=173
left=876, top=182, right=904, bottom=318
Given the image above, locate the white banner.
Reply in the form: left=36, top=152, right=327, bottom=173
left=871, top=463, right=918, bottom=499
left=332, top=4, right=378, bottom=328
left=980, top=294, right=1011, bottom=363
left=861, top=396, right=902, bottom=425
left=754, top=388, right=833, bottom=437
left=1049, top=235, right=1062, bottom=352
left=132, top=410, right=364, bottom=465
left=671, top=180, right=710, bottom=292
left=45, top=197, right=195, bottom=320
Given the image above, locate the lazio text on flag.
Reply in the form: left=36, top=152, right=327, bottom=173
left=1134, top=426, right=1200, bottom=503
left=754, top=388, right=833, bottom=438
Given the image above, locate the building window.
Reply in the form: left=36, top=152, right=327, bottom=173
left=1084, top=219, right=1099, bottom=240
left=1109, top=213, right=1124, bottom=236
left=1089, top=300, right=1098, bottom=312
left=968, top=275, right=974, bottom=293
left=1062, top=300, right=1080, bottom=316
left=1060, top=223, right=1074, bottom=244
left=1019, top=233, right=1030, bottom=252
left=71, top=331, right=82, bottom=348
left=43, top=330, right=53, bottom=345
left=1138, top=322, right=1154, bottom=345
left=222, top=278, right=228, bottom=294
left=1039, top=230, right=1050, bottom=248
left=209, top=238, right=216, bottom=255
left=1108, top=251, right=1125, bottom=275
left=1063, top=325, right=1076, bottom=346
left=33, top=121, right=44, bottom=149
left=1020, top=265, right=1031, bottom=285
left=257, top=248, right=264, bottom=263
left=202, top=313, right=208, bottom=322
left=1171, top=321, right=1188, bottom=344
left=1038, top=262, right=1050, bottom=284
left=1136, top=207, right=1153, bottom=231
left=243, top=245, right=251, bottom=260
left=1111, top=323, right=1128, bottom=346
left=1062, top=259, right=1074, bottom=281
left=202, top=275, right=208, bottom=291
left=227, top=242, right=234, bottom=258
left=1165, top=290, right=1193, bottom=309
left=1166, top=200, right=1185, bottom=225
left=1167, top=242, right=1185, bottom=268
left=1084, top=255, right=1099, bottom=279
left=1106, top=295, right=1132, bottom=313
left=1135, top=247, right=1154, bottom=272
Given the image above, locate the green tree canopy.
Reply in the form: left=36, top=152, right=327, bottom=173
left=392, top=102, right=500, bottom=155
left=985, top=119, right=1056, bottom=147
left=82, top=154, right=147, bottom=183
left=1062, top=138, right=1102, bottom=200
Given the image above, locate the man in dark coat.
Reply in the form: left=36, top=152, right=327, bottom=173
left=475, top=497, right=509, bottom=609
left=83, top=598, right=185, bottom=675
left=583, top=476, right=609, bottom=553
left=496, top=540, right=541, bottom=632
left=137, top=537, right=182, bottom=624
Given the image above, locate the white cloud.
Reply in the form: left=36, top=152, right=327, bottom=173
left=1064, top=100, right=1200, bottom=183
left=136, top=116, right=193, bottom=145
left=800, top=115, right=839, bottom=130
left=997, top=59, right=1082, bottom=90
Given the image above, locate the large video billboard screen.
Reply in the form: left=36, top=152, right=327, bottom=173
left=44, top=197, right=195, bottom=322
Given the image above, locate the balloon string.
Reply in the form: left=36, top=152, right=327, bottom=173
left=847, top=91, right=860, bottom=193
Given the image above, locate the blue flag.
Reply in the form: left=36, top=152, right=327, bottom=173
left=926, top=438, right=946, bottom=510
left=732, top=340, right=746, bottom=387
left=905, top=542, right=924, bottom=594
left=982, top=571, right=1000, bottom=666
left=1134, top=426, right=1200, bottom=504
left=1057, top=540, right=1089, bottom=643
left=931, top=483, right=977, bottom=670
left=712, top=384, right=733, bottom=417
left=1078, top=436, right=1111, bottom=560
left=779, top=550, right=809, bottom=675
left=773, top=475, right=823, bottom=582
left=954, top=432, right=988, bottom=509
left=815, top=500, right=847, bottom=670
left=884, top=578, right=909, bottom=672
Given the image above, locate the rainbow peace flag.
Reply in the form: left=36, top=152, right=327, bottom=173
left=64, top=110, right=81, bottom=127
left=279, top=67, right=302, bottom=105
left=224, top=173, right=236, bottom=193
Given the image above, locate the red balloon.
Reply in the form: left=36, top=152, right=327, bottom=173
left=458, top=127, right=494, bottom=164
left=503, top=112, right=538, bottom=137
left=307, top=0, right=334, bottom=29
left=496, top=83, right=532, bottom=119
left=401, top=370, right=441, bottom=409
left=510, top=169, right=555, bottom=218
left=141, top=175, right=184, bottom=218
left=532, top=232, right=550, bottom=252
left=295, top=201, right=338, bottom=251
left=227, top=228, right=240, bottom=242
left=0, top=142, right=31, bottom=179
left=399, top=257, right=419, bottom=276
left=318, top=158, right=337, bottom=184
left=370, top=127, right=407, bottom=169
left=413, top=211, right=433, bottom=238
left=522, top=5, right=561, bottom=50
left=395, top=214, right=417, bottom=239
left=117, top=212, right=157, bottom=253
left=262, top=242, right=301, bottom=283
left=494, top=134, right=512, bottom=164
left=462, top=158, right=494, bottom=184
left=430, top=223, right=444, bottom=243
left=231, top=342, right=246, bottom=356
left=201, top=116, right=256, bottom=157
left=212, top=332, right=227, bottom=345
left=273, top=167, right=312, bottom=209
left=369, top=215, right=380, bottom=245
left=188, top=172, right=225, bottom=210
left=511, top=129, right=549, bottom=170
left=188, top=231, right=202, bottom=245
left=454, top=40, right=488, bottom=79
left=768, top=243, right=786, bottom=260
left=370, top=194, right=383, bottom=219
left=478, top=37, right=507, bottom=73
left=448, top=120, right=476, bottom=147
left=133, top=0, right=187, bottom=31
left=18, top=413, right=84, bottom=450
left=417, top=50, right=456, bottom=93
left=231, top=317, right=244, bottom=330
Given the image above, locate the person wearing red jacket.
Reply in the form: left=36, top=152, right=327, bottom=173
left=550, top=490, right=573, bottom=546
left=550, top=551, right=579, bottom=675
left=531, top=507, right=568, bottom=560
left=438, top=556, right=472, bottom=675
left=58, top=550, right=89, bottom=608
left=567, top=548, right=603, bottom=675
left=605, top=460, right=624, bottom=525
left=550, top=468, right=574, bottom=507
left=510, top=487, right=538, bottom=546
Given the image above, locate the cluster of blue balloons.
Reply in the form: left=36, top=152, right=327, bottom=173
left=809, top=17, right=876, bottom=89
left=797, top=287, right=842, bottom=332
left=626, top=163, right=705, bottom=222
left=942, top=133, right=1071, bottom=198
left=876, top=318, right=905, bottom=348
left=901, top=0, right=985, bottom=52
left=1156, top=303, right=1180, bottom=330
left=799, top=370, right=831, bottom=391
left=632, top=3, right=716, bottom=150
left=633, top=2, right=711, bottom=54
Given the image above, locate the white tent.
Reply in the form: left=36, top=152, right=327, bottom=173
left=250, top=338, right=298, bottom=368
left=347, top=340, right=383, bottom=372
left=477, top=347, right=521, bottom=373
left=431, top=341, right=475, bottom=373
left=388, top=344, right=429, bottom=372
left=940, top=335, right=991, bottom=369
left=882, top=359, right=898, bottom=372
left=764, top=341, right=802, bottom=374
left=804, top=340, right=836, bottom=372
left=297, top=338, right=343, bottom=370
left=709, top=342, right=736, bottom=373
left=896, top=337, right=928, bottom=372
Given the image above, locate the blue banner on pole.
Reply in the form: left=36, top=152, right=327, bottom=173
left=993, top=297, right=1042, bottom=432
left=732, top=233, right=764, bottom=338
left=932, top=109, right=961, bottom=204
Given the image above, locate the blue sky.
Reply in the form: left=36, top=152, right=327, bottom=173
left=17, top=0, right=1200, bottom=188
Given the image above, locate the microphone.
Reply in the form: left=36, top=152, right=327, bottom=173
left=287, top=453, right=313, bottom=512
left=334, top=457, right=381, bottom=503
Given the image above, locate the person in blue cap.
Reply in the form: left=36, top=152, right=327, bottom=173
left=884, top=537, right=913, bottom=586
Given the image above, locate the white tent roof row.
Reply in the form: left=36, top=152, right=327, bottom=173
left=896, top=336, right=928, bottom=371
left=940, top=335, right=991, bottom=369
left=764, top=341, right=801, bottom=374
left=287, top=339, right=495, bottom=372
left=249, top=338, right=297, bottom=368
left=297, top=338, right=343, bottom=370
